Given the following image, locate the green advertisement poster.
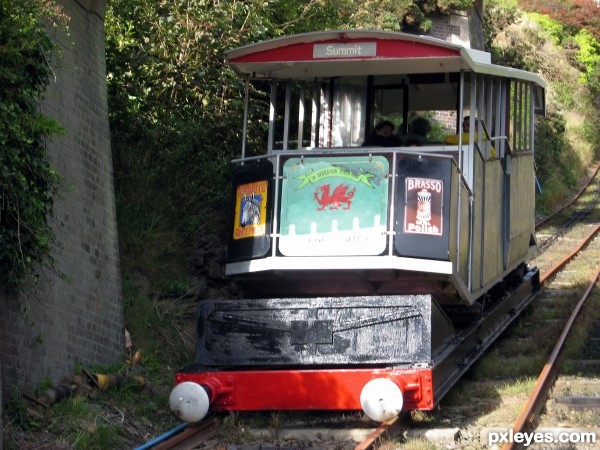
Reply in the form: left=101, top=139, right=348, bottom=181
left=279, top=156, right=389, bottom=256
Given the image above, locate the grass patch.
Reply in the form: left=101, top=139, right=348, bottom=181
left=407, top=410, right=436, bottom=425
left=4, top=354, right=180, bottom=450
left=379, top=437, right=439, bottom=450
left=215, top=413, right=260, bottom=444
left=470, top=353, right=547, bottom=379
left=6, top=395, right=133, bottom=450
left=496, top=378, right=535, bottom=396
left=444, top=381, right=499, bottom=403
left=122, top=277, right=196, bottom=368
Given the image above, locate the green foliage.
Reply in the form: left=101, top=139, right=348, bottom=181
left=0, top=0, right=66, bottom=292
left=487, top=4, right=599, bottom=214
left=122, top=278, right=195, bottom=365
left=402, top=0, right=475, bottom=32
left=534, top=113, right=582, bottom=214
left=483, top=0, right=519, bottom=50
left=525, top=12, right=566, bottom=45
left=519, top=0, right=600, bottom=41
left=554, top=82, right=577, bottom=108
left=573, top=28, right=600, bottom=83
left=524, top=12, right=600, bottom=85
left=485, top=8, right=545, bottom=72
left=587, top=59, right=600, bottom=111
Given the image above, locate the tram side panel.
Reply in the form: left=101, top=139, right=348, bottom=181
left=482, top=159, right=504, bottom=287
left=458, top=177, right=471, bottom=285
left=454, top=152, right=528, bottom=298
left=507, top=155, right=536, bottom=268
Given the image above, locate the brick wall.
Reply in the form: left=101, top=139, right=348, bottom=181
left=0, top=0, right=123, bottom=425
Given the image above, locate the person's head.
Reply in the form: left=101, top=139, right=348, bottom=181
left=375, top=120, right=395, bottom=137
left=409, top=116, right=432, bottom=137
left=462, top=116, right=478, bottom=132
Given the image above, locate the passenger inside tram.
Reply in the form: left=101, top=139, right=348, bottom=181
left=444, top=116, right=496, bottom=157
left=363, top=120, right=403, bottom=147
left=402, top=116, right=432, bottom=146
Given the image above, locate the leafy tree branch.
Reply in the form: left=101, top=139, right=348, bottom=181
left=0, top=0, right=67, bottom=292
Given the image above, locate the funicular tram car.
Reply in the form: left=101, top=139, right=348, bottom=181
left=170, top=30, right=546, bottom=423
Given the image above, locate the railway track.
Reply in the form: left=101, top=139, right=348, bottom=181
left=403, top=166, right=600, bottom=449
left=147, top=166, right=600, bottom=450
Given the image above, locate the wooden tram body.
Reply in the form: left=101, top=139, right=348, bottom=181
left=170, top=30, right=545, bottom=423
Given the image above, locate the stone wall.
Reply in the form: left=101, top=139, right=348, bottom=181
left=426, top=2, right=486, bottom=132
left=0, top=0, right=123, bottom=430
left=430, top=0, right=486, bottom=50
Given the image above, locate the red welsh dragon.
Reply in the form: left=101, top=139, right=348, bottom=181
left=314, top=184, right=356, bottom=210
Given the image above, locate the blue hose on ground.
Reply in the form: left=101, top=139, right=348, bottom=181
left=133, top=422, right=188, bottom=450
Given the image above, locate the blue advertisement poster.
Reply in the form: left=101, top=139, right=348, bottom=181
left=279, top=156, right=389, bottom=256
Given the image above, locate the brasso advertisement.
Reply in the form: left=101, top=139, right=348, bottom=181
left=403, top=177, right=443, bottom=236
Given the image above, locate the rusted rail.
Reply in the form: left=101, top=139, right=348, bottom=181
left=502, top=224, right=600, bottom=450
left=540, top=224, right=600, bottom=284
left=536, top=164, right=600, bottom=228
left=353, top=416, right=399, bottom=450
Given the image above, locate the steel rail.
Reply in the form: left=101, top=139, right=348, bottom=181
left=152, top=417, right=219, bottom=450
left=502, top=223, right=600, bottom=450
left=354, top=416, right=399, bottom=450
left=533, top=164, right=600, bottom=257
left=536, top=163, right=600, bottom=228
left=539, top=224, right=600, bottom=284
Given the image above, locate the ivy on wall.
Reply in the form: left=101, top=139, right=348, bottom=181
left=0, top=0, right=67, bottom=292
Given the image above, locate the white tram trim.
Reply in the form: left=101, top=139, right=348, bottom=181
left=225, top=255, right=453, bottom=276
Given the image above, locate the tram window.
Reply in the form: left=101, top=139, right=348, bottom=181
left=368, top=74, right=460, bottom=141
left=269, top=80, right=315, bottom=151
left=267, top=77, right=367, bottom=150
left=372, top=86, right=404, bottom=131
left=508, top=80, right=534, bottom=153
left=407, top=111, right=454, bottom=143
left=331, top=77, right=368, bottom=147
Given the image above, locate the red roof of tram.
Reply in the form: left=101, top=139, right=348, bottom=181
left=228, top=37, right=459, bottom=64
left=224, top=30, right=546, bottom=87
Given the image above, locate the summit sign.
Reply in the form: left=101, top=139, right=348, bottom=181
left=313, top=43, right=377, bottom=59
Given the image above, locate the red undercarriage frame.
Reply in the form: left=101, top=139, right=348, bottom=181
left=175, top=367, right=434, bottom=412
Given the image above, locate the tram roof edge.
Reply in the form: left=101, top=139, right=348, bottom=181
left=224, top=30, right=546, bottom=88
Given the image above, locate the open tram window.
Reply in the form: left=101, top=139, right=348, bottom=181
left=508, top=79, right=535, bottom=154
left=443, top=73, right=506, bottom=159
left=268, top=80, right=316, bottom=151
left=267, top=77, right=368, bottom=151
left=370, top=83, right=406, bottom=136
left=367, top=74, right=473, bottom=146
